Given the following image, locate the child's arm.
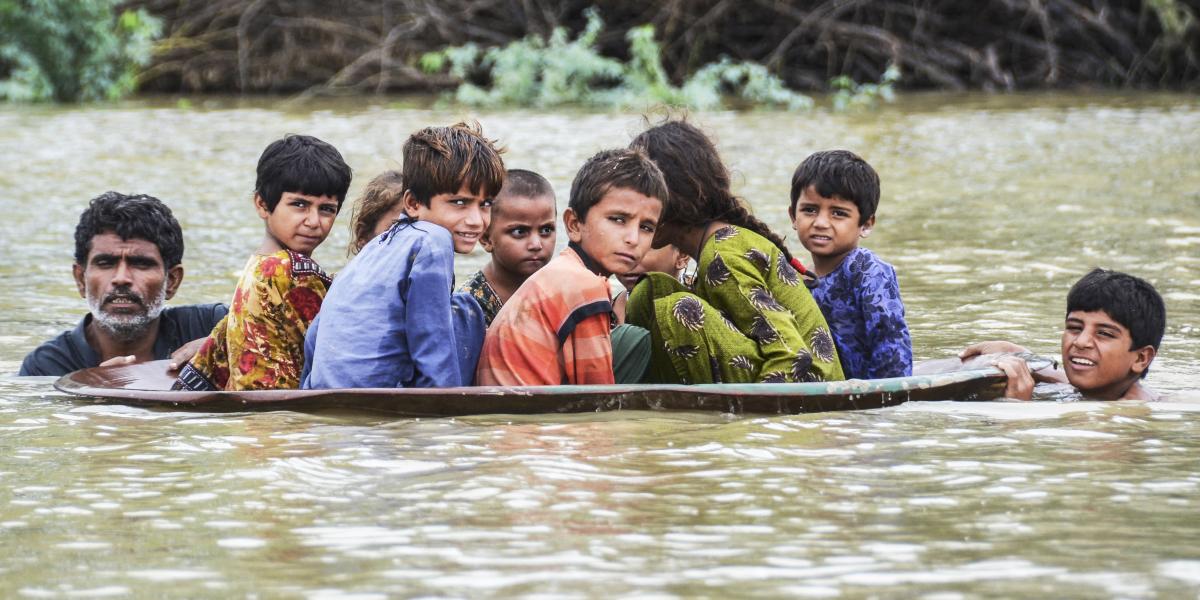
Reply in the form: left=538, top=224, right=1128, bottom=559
left=403, top=236, right=465, bottom=388
left=858, top=261, right=913, bottom=378
left=560, top=311, right=616, bottom=385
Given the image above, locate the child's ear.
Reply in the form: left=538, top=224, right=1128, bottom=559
left=401, top=189, right=422, bottom=219
left=563, top=208, right=584, bottom=243
left=1131, top=345, right=1156, bottom=377
left=673, top=250, right=690, bottom=272
left=859, top=214, right=876, bottom=238
left=480, top=228, right=495, bottom=253
left=253, top=194, right=271, bottom=219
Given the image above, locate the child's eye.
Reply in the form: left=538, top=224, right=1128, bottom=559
left=319, top=205, right=337, bottom=214
left=482, top=199, right=494, bottom=208
left=799, top=206, right=817, bottom=215
left=833, top=210, right=850, bottom=218
left=610, top=216, right=626, bottom=224
left=640, top=223, right=656, bottom=233
left=539, top=226, right=555, bottom=236
left=509, top=227, right=529, bottom=238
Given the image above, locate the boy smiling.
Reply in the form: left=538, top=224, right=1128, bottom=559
left=304, top=122, right=504, bottom=389
left=962, top=269, right=1166, bottom=401
left=476, top=148, right=667, bottom=386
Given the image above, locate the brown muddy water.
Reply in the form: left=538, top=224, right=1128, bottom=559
left=1, top=93, right=1198, bottom=597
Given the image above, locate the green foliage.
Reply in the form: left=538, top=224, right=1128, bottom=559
left=1147, top=0, right=1196, bottom=46
left=420, top=10, right=814, bottom=110
left=0, top=0, right=160, bottom=102
left=831, top=65, right=900, bottom=112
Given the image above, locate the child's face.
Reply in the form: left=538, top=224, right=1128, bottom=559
left=617, top=244, right=686, bottom=291
left=404, top=184, right=492, bottom=254
left=791, top=185, right=873, bottom=266
left=481, top=194, right=556, bottom=278
left=256, top=191, right=340, bottom=256
left=564, top=187, right=661, bottom=277
left=1062, top=310, right=1155, bottom=399
left=371, top=202, right=407, bottom=240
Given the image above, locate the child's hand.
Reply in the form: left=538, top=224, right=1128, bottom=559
left=959, top=341, right=1029, bottom=359
left=991, top=355, right=1035, bottom=401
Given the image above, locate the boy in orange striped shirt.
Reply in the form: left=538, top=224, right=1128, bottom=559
left=476, top=148, right=669, bottom=386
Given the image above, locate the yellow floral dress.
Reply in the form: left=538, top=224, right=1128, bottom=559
left=174, top=250, right=331, bottom=390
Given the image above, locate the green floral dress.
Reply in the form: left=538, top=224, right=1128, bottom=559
left=627, top=225, right=844, bottom=384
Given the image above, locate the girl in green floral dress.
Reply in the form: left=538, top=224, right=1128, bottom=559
left=626, top=120, right=845, bottom=384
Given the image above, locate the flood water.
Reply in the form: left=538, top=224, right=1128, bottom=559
left=1, top=93, right=1198, bottom=597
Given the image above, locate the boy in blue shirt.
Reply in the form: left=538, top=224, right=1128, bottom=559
left=303, top=122, right=504, bottom=388
left=789, top=150, right=912, bottom=379
left=962, top=269, right=1165, bottom=401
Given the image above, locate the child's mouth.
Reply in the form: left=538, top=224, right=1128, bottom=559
left=1068, top=357, right=1097, bottom=368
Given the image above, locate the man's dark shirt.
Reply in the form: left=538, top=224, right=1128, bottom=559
left=19, top=303, right=228, bottom=376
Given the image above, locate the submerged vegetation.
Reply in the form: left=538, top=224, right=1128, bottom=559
left=418, top=10, right=815, bottom=110
left=4, top=1, right=1199, bottom=103
left=0, top=0, right=159, bottom=102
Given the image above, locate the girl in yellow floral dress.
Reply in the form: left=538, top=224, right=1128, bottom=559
left=174, top=134, right=352, bottom=391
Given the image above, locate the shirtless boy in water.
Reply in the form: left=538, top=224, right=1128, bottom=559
left=961, top=268, right=1165, bottom=401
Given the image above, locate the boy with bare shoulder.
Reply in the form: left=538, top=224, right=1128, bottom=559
left=962, top=269, right=1166, bottom=401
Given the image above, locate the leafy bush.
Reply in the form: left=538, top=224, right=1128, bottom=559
left=420, top=9, right=815, bottom=110
left=831, top=65, right=900, bottom=112
left=0, top=0, right=160, bottom=102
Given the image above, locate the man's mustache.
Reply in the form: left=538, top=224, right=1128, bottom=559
left=103, top=287, right=144, bottom=307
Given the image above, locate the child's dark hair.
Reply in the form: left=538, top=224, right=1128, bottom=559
left=74, top=192, right=184, bottom=269
left=255, top=134, right=353, bottom=212
left=500, top=169, right=555, bottom=204
left=402, top=121, right=505, bottom=207
left=788, top=150, right=880, bottom=225
left=1067, top=269, right=1166, bottom=369
left=348, top=170, right=404, bottom=255
left=630, top=119, right=796, bottom=263
left=569, top=148, right=669, bottom=221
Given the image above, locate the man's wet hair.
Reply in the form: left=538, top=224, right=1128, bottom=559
left=1067, top=268, right=1166, bottom=356
left=569, top=148, right=668, bottom=221
left=74, top=192, right=184, bottom=269
left=402, top=121, right=505, bottom=207
left=789, top=150, right=880, bottom=225
left=255, top=134, right=353, bottom=212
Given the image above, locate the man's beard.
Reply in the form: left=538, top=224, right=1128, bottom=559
left=87, top=285, right=167, bottom=343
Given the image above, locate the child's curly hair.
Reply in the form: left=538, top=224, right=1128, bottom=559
left=347, top=170, right=405, bottom=255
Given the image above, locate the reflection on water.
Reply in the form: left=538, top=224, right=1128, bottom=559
left=2, top=377, right=1198, bottom=597
left=1, top=93, right=1198, bottom=595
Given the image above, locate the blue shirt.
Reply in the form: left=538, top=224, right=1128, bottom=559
left=811, top=247, right=912, bottom=380
left=302, top=218, right=485, bottom=389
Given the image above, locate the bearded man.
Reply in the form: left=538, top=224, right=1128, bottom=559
left=20, top=192, right=227, bottom=376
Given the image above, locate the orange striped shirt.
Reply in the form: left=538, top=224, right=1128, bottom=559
left=476, top=247, right=614, bottom=386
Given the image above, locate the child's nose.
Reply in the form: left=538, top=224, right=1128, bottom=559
left=465, top=206, right=484, bottom=227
